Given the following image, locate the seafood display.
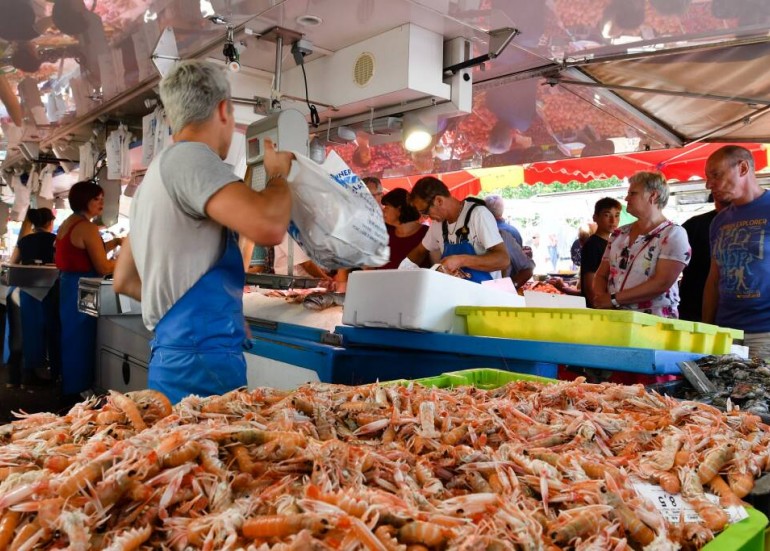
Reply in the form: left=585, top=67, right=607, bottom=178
left=1, top=380, right=768, bottom=550
left=655, top=355, right=770, bottom=418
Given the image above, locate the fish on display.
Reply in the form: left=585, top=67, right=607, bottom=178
left=673, top=355, right=770, bottom=417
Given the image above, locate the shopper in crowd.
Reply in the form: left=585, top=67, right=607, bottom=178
left=483, top=194, right=533, bottom=287
left=11, top=207, right=56, bottom=265
left=114, top=60, right=293, bottom=404
left=593, top=171, right=691, bottom=317
left=679, top=194, right=727, bottom=321
left=547, top=233, right=559, bottom=272
left=570, top=224, right=592, bottom=269
left=401, top=177, right=509, bottom=283
left=6, top=208, right=60, bottom=390
left=484, top=194, right=523, bottom=246
left=577, top=198, right=622, bottom=306
left=273, top=233, right=332, bottom=284
left=55, top=181, right=121, bottom=404
left=363, top=176, right=384, bottom=206
left=378, top=188, right=428, bottom=270
left=552, top=197, right=621, bottom=306
left=703, top=145, right=770, bottom=358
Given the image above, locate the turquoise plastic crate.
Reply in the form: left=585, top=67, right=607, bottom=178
left=397, top=368, right=768, bottom=550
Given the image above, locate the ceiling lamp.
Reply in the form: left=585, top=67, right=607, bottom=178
left=402, top=114, right=432, bottom=152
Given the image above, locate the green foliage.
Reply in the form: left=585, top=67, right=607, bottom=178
left=480, top=177, right=624, bottom=200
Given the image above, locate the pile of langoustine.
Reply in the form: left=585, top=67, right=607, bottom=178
left=0, top=379, right=768, bottom=550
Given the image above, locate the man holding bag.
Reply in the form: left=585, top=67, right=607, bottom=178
left=401, top=176, right=509, bottom=283
left=114, top=60, right=293, bottom=403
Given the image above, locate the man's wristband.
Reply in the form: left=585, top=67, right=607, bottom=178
left=610, top=293, right=620, bottom=308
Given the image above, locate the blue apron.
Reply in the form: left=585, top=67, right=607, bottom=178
left=20, top=286, right=59, bottom=380
left=441, top=201, right=493, bottom=284
left=148, top=229, right=247, bottom=404
left=4, top=287, right=22, bottom=385
left=60, top=271, right=98, bottom=395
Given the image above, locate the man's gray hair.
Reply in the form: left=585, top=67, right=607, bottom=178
left=160, top=60, right=231, bottom=134
left=484, top=194, right=505, bottom=219
left=629, top=171, right=670, bottom=208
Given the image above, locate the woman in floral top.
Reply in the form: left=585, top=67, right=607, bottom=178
left=594, top=171, right=691, bottom=318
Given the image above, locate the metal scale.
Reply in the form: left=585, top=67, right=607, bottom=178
left=244, top=108, right=318, bottom=290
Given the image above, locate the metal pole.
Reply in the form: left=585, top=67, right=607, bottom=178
left=274, top=34, right=283, bottom=94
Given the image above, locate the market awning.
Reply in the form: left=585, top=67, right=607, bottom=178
left=382, top=170, right=481, bottom=200
left=522, top=143, right=769, bottom=185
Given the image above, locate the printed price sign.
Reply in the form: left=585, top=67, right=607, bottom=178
left=632, top=481, right=748, bottom=524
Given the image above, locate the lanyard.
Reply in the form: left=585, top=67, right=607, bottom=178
left=618, top=220, right=673, bottom=292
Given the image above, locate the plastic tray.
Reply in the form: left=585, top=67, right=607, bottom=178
left=409, top=367, right=556, bottom=389
left=456, top=307, right=743, bottom=354
left=397, top=368, right=767, bottom=551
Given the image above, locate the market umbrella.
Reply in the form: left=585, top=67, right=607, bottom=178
left=522, top=142, right=769, bottom=184
left=382, top=170, right=481, bottom=200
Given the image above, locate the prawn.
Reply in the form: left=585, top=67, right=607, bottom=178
left=398, top=521, right=452, bottom=548
left=698, top=443, right=734, bottom=484
left=603, top=491, right=656, bottom=546
left=57, top=457, right=112, bottom=499
left=0, top=510, right=21, bottom=550
left=241, top=514, right=331, bottom=538
left=108, top=391, right=147, bottom=431
left=103, top=524, right=152, bottom=551
left=548, top=505, right=611, bottom=545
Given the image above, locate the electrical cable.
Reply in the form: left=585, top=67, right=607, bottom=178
left=299, top=59, right=320, bottom=127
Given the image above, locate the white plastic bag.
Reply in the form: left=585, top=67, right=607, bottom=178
left=286, top=150, right=390, bottom=270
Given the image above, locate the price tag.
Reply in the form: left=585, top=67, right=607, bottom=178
left=632, top=481, right=748, bottom=524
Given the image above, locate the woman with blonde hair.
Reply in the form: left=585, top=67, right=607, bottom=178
left=593, top=172, right=691, bottom=384
left=593, top=171, right=691, bottom=317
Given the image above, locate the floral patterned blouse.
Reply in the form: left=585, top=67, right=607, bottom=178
left=602, top=220, right=691, bottom=318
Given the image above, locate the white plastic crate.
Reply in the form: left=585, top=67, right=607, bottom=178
left=342, top=269, right=525, bottom=334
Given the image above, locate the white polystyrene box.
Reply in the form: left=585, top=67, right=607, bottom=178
left=342, top=269, right=525, bottom=334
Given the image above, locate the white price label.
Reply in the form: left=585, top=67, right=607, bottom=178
left=632, top=481, right=748, bottom=525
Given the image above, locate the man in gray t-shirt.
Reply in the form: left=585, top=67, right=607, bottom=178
left=114, top=60, right=294, bottom=403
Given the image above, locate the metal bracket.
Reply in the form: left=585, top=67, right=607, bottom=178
left=443, top=27, right=519, bottom=76
left=151, top=27, right=180, bottom=77
left=320, top=332, right=343, bottom=346
left=232, top=95, right=271, bottom=116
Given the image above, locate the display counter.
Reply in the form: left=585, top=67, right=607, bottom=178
left=89, top=284, right=704, bottom=394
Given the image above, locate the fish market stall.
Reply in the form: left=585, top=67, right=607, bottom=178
left=0, top=371, right=767, bottom=549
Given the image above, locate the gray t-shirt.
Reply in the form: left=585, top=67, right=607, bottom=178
left=130, top=142, right=241, bottom=330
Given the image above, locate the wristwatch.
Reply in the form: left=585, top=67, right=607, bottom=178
left=610, top=293, right=620, bottom=308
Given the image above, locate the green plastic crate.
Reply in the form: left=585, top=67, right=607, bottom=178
left=456, top=306, right=744, bottom=355
left=396, top=368, right=768, bottom=550
left=704, top=508, right=767, bottom=551
left=412, top=368, right=556, bottom=390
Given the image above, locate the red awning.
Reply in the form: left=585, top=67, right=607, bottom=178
left=523, top=143, right=768, bottom=184
left=382, top=170, right=482, bottom=200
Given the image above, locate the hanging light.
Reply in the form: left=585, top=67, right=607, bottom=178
left=401, top=114, right=432, bottom=152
